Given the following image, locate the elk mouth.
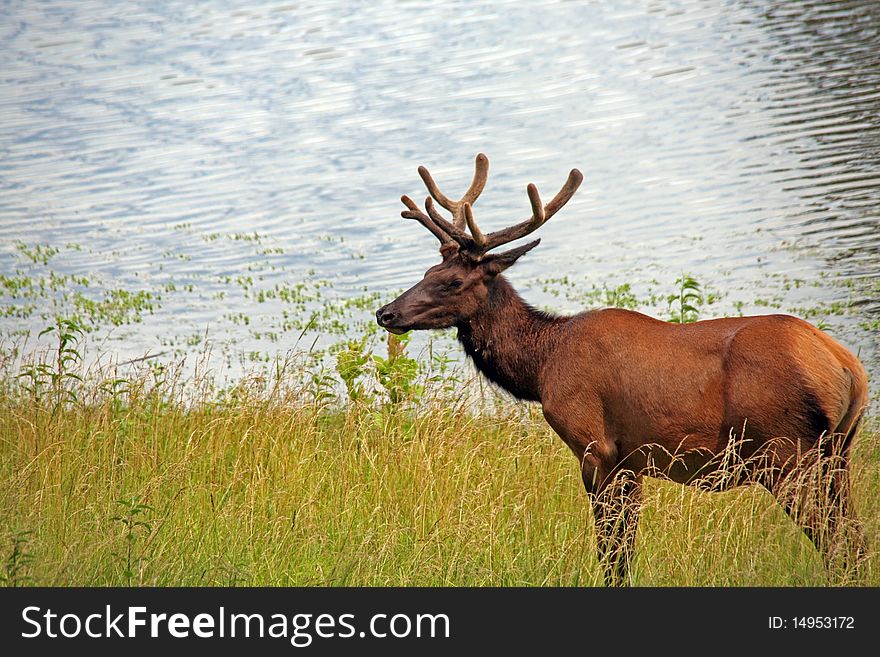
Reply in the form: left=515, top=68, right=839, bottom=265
left=384, top=325, right=408, bottom=335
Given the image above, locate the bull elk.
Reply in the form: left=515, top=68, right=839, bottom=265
left=376, top=153, right=869, bottom=585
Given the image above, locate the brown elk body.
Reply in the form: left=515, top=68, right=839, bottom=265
left=376, top=154, right=869, bottom=585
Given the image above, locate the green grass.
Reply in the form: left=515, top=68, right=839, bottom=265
left=0, top=348, right=876, bottom=586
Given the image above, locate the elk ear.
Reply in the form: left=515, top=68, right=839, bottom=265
left=481, top=239, right=540, bottom=276
left=439, top=243, right=460, bottom=261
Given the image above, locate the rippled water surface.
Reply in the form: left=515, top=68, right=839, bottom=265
left=1, top=0, right=878, bottom=379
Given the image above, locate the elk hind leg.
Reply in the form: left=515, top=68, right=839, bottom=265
left=588, top=468, right=643, bottom=587
left=769, top=432, right=866, bottom=577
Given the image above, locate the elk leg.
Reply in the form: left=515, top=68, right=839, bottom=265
left=544, top=404, right=643, bottom=586
left=766, top=439, right=866, bottom=576
left=587, top=468, right=642, bottom=587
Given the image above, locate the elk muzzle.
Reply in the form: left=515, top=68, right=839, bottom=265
left=375, top=304, right=407, bottom=334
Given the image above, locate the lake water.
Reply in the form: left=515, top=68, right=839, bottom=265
left=1, top=0, right=878, bottom=384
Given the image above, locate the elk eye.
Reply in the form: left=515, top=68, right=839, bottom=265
left=448, top=279, right=463, bottom=289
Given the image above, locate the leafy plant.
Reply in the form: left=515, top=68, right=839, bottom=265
left=335, top=337, right=374, bottom=403
left=308, top=368, right=338, bottom=405
left=110, top=498, right=154, bottom=586
left=17, top=317, right=84, bottom=407
left=668, top=274, right=703, bottom=324
left=373, top=332, right=421, bottom=405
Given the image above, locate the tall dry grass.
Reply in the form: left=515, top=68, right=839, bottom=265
left=0, top=341, right=876, bottom=586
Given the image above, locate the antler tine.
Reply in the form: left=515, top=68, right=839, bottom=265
left=543, top=168, right=584, bottom=220
left=461, top=153, right=489, bottom=208
left=400, top=195, right=456, bottom=246
left=463, top=203, right=487, bottom=250
left=526, top=183, right=545, bottom=225
left=417, top=167, right=454, bottom=210
left=425, top=197, right=454, bottom=230
left=417, top=153, right=490, bottom=229
left=480, top=168, right=583, bottom=253
left=424, top=197, right=472, bottom=245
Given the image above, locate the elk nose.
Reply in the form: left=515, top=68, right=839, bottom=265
left=376, top=306, right=397, bottom=326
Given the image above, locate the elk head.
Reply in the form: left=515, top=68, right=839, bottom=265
left=376, top=154, right=583, bottom=334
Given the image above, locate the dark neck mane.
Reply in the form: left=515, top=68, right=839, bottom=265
left=456, top=276, right=565, bottom=402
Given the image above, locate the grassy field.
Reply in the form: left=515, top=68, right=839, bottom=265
left=0, top=330, right=877, bottom=587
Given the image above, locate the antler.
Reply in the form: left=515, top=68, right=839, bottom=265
left=463, top=168, right=583, bottom=253
left=400, top=154, right=583, bottom=257
left=418, top=153, right=489, bottom=229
